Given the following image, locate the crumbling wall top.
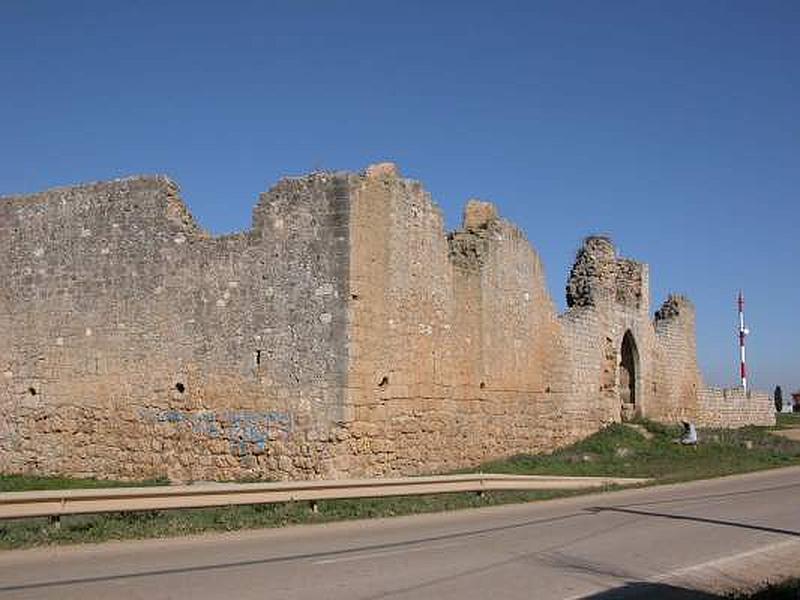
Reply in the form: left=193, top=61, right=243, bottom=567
left=566, top=235, right=645, bottom=310
left=655, top=294, right=694, bottom=321
left=448, top=199, right=505, bottom=271
left=0, top=175, right=207, bottom=238
left=365, top=162, right=400, bottom=179
left=566, top=235, right=617, bottom=308
left=463, top=199, right=498, bottom=231
left=0, top=174, right=176, bottom=204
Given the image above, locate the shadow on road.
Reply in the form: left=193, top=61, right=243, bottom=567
left=579, top=581, right=722, bottom=599
left=587, top=506, right=800, bottom=537
left=604, top=482, right=800, bottom=510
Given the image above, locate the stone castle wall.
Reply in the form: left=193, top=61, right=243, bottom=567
left=0, top=164, right=774, bottom=481
left=651, top=296, right=704, bottom=422
left=0, top=175, right=353, bottom=480
left=696, top=388, right=775, bottom=428
left=344, top=167, right=571, bottom=477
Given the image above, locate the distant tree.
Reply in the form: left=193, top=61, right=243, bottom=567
left=774, top=386, right=783, bottom=412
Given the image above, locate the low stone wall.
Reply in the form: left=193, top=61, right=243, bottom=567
left=696, top=387, right=775, bottom=428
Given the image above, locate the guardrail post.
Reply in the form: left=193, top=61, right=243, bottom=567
left=476, top=475, right=487, bottom=500
left=49, top=515, right=61, bottom=530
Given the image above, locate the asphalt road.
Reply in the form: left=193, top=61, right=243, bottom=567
left=1, top=466, right=799, bottom=599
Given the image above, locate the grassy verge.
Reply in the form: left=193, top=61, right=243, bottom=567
left=2, top=420, right=800, bottom=550
left=0, top=474, right=167, bottom=493
left=0, top=489, right=586, bottom=550
left=478, top=420, right=800, bottom=483
left=774, top=412, right=800, bottom=430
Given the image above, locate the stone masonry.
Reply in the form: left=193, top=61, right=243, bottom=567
left=0, top=163, right=775, bottom=481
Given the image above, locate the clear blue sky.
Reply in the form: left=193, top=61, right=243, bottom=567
left=2, top=1, right=797, bottom=393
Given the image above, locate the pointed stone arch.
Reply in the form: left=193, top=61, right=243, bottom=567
left=619, top=330, right=639, bottom=421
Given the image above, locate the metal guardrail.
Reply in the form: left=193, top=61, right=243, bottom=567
left=0, top=474, right=649, bottom=520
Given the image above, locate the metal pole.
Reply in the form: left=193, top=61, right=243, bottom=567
left=738, top=291, right=749, bottom=393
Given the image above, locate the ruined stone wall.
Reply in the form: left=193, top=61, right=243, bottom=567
left=342, top=168, right=712, bottom=477
left=1, top=163, right=770, bottom=482
left=0, top=175, right=352, bottom=481
left=344, top=165, right=575, bottom=477
left=559, top=236, right=659, bottom=430
left=696, top=388, right=775, bottom=428
left=651, top=295, right=703, bottom=422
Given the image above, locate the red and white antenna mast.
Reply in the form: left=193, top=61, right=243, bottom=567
left=738, top=291, right=749, bottom=393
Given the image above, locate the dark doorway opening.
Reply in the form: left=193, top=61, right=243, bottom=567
left=620, top=330, right=638, bottom=421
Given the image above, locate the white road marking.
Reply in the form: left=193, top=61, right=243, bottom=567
left=560, top=539, right=800, bottom=600
left=651, top=538, right=800, bottom=582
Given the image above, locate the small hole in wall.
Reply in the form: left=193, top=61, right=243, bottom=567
left=28, top=387, right=37, bottom=396
left=546, top=386, right=551, bottom=393
left=479, top=381, right=486, bottom=389
left=175, top=382, right=185, bottom=394
left=255, top=350, right=262, bottom=366
left=378, top=376, right=389, bottom=388
left=351, top=294, right=360, bottom=300
left=653, top=382, right=657, bottom=392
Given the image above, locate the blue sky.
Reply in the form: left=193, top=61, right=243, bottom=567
left=2, top=1, right=797, bottom=393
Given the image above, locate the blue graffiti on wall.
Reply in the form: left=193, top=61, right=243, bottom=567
left=140, top=408, right=294, bottom=455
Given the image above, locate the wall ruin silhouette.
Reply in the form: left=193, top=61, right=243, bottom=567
left=0, top=163, right=774, bottom=481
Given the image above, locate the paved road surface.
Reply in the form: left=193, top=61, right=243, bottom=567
left=1, top=467, right=799, bottom=599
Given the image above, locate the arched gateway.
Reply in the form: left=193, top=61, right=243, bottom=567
left=619, top=330, right=638, bottom=421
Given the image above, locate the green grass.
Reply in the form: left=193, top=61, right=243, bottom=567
left=774, top=412, right=800, bottom=429
left=0, top=474, right=167, bottom=493
left=2, top=420, right=800, bottom=550
left=478, top=420, right=800, bottom=483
